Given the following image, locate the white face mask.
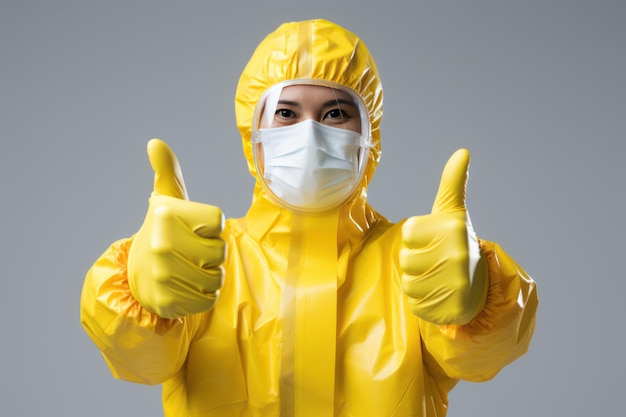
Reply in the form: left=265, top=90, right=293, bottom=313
left=254, top=119, right=371, bottom=212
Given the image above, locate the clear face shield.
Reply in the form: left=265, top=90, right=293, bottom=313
left=251, top=80, right=373, bottom=213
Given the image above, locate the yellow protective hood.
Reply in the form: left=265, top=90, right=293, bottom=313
left=235, top=19, right=383, bottom=200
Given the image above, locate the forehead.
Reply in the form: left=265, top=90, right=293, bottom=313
left=278, top=84, right=357, bottom=105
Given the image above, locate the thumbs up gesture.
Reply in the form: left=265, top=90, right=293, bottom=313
left=400, top=149, right=488, bottom=325
left=127, top=139, right=226, bottom=319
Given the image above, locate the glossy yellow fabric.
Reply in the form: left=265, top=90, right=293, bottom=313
left=81, top=19, right=538, bottom=417
left=400, top=149, right=489, bottom=325
left=128, top=139, right=225, bottom=319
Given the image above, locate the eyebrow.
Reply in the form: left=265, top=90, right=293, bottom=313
left=323, top=98, right=358, bottom=108
left=276, top=98, right=358, bottom=108
left=276, top=99, right=301, bottom=107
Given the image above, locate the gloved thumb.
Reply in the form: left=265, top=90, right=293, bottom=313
left=147, top=138, right=189, bottom=200
left=431, top=148, right=470, bottom=214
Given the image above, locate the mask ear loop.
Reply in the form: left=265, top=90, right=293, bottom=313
left=354, top=91, right=372, bottom=174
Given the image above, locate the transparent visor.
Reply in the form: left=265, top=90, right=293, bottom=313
left=251, top=80, right=373, bottom=212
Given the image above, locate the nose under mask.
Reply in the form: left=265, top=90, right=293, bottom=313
left=254, top=119, right=371, bottom=212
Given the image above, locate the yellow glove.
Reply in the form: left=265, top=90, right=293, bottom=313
left=127, top=139, right=225, bottom=319
left=400, top=149, right=488, bottom=325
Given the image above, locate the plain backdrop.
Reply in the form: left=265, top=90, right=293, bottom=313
left=1, top=1, right=624, bottom=416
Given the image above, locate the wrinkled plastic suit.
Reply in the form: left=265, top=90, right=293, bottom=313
left=81, top=19, right=538, bottom=417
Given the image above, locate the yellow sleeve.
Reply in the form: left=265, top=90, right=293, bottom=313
left=419, top=240, right=538, bottom=382
left=80, top=237, right=199, bottom=385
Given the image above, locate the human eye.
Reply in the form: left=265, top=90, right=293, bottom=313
left=272, top=107, right=301, bottom=127
left=321, top=101, right=362, bottom=132
left=325, top=108, right=348, bottom=119
left=275, top=108, right=296, bottom=119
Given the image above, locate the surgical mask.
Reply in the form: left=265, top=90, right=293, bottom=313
left=254, top=119, right=371, bottom=212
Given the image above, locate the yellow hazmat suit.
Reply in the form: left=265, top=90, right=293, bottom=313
left=81, top=19, right=538, bottom=417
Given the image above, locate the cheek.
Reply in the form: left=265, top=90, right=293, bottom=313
left=348, top=118, right=362, bottom=134
left=259, top=112, right=269, bottom=128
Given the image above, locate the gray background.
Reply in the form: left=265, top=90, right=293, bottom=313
left=1, top=1, right=624, bottom=416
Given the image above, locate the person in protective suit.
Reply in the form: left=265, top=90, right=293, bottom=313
left=81, top=19, right=538, bottom=417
